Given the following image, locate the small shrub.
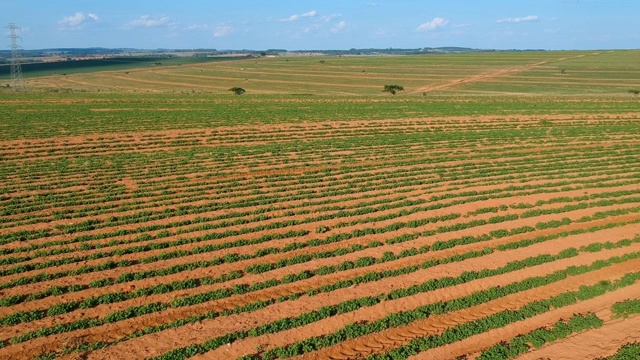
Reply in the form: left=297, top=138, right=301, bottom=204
left=316, top=225, right=330, bottom=233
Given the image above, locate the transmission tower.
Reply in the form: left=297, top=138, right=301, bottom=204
left=6, top=23, right=25, bottom=91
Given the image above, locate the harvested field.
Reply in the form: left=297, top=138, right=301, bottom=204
left=1, top=50, right=639, bottom=359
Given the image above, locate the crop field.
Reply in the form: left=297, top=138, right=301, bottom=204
left=0, top=50, right=639, bottom=360
left=23, top=50, right=640, bottom=96
left=0, top=56, right=244, bottom=79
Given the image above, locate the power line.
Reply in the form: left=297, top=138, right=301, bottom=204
left=6, top=23, right=25, bottom=91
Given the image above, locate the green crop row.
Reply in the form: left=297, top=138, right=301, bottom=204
left=0, top=229, right=308, bottom=291
left=3, top=145, right=636, bottom=240
left=611, top=299, right=640, bottom=319
left=0, top=207, right=466, bottom=292
left=2, top=91, right=639, bottom=138
left=477, top=313, right=603, bottom=359
left=597, top=343, right=640, bottom=360
left=3, top=211, right=638, bottom=322
left=365, top=271, right=637, bottom=360
left=12, top=229, right=631, bottom=348
left=0, top=191, right=400, bottom=256
left=2, top=169, right=634, bottom=268
left=168, top=252, right=640, bottom=360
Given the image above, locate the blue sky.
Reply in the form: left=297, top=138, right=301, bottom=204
left=2, top=0, right=639, bottom=50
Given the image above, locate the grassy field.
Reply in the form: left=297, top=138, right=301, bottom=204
left=13, top=50, right=640, bottom=96
left=0, top=50, right=639, bottom=360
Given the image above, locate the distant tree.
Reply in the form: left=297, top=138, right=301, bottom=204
left=629, top=89, right=640, bottom=96
left=229, top=87, right=246, bottom=95
left=383, top=84, right=404, bottom=95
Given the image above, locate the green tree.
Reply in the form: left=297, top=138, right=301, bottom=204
left=383, top=85, right=404, bottom=95
left=229, top=87, right=246, bottom=95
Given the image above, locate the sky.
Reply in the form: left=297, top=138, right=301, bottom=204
left=2, top=0, right=639, bottom=50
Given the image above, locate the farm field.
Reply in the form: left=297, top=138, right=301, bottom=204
left=0, top=56, right=244, bottom=80
left=0, top=50, right=639, bottom=360
left=20, top=50, right=640, bottom=96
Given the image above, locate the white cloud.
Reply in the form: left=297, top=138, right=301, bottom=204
left=497, top=15, right=539, bottom=23
left=417, top=17, right=449, bottom=31
left=367, top=2, right=380, bottom=7
left=213, top=25, right=234, bottom=37
left=59, top=11, right=99, bottom=27
left=330, top=21, right=347, bottom=33
left=321, top=14, right=341, bottom=23
left=282, top=10, right=318, bottom=22
left=128, top=15, right=172, bottom=28
left=187, top=24, right=209, bottom=31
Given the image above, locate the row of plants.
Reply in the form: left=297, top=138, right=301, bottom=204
left=3, top=209, right=637, bottom=325
left=31, top=244, right=639, bottom=358
left=3, top=148, right=636, bottom=249
left=0, top=189, right=401, bottom=254
left=15, top=220, right=634, bottom=349
left=597, top=343, right=640, bottom=360
left=611, top=299, right=640, bottom=319
left=3, top=93, right=638, bottom=138
left=0, top=229, right=308, bottom=291
left=477, top=313, right=604, bottom=359
left=0, top=197, right=424, bottom=270
left=362, top=271, right=640, bottom=360
left=152, top=252, right=640, bottom=360
left=0, top=239, right=579, bottom=342
left=5, top=175, right=637, bottom=284
left=4, top=141, right=634, bottom=229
